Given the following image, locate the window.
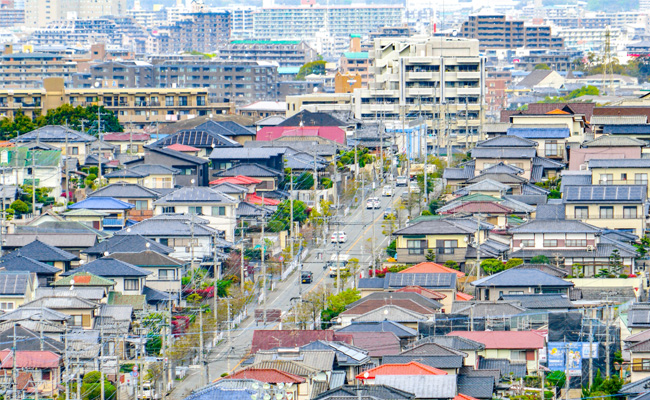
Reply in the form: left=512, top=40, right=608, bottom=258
left=71, top=315, right=83, bottom=326
left=511, top=350, right=527, bottom=361
left=161, top=206, right=175, bottom=213
left=158, top=269, right=175, bottom=280
left=189, top=206, right=203, bottom=215
left=621, top=173, right=628, bottom=181
left=124, top=279, right=139, bottom=291
left=636, top=173, right=648, bottom=185
left=407, top=240, right=426, bottom=255
left=600, top=206, right=613, bottom=219
left=509, top=291, right=524, bottom=295
left=566, top=239, right=587, bottom=247
left=212, top=206, right=226, bottom=216
left=132, top=200, right=148, bottom=210
left=71, top=147, right=79, bottom=155
left=0, top=302, right=13, bottom=311
left=574, top=207, right=589, bottom=219
left=165, top=96, right=174, bottom=106
left=624, top=206, right=637, bottom=219
left=545, top=142, right=558, bottom=156
left=633, top=358, right=650, bottom=371
left=543, top=239, right=558, bottom=247
left=437, top=240, right=458, bottom=254
left=520, top=239, right=534, bottom=247
left=600, top=174, right=613, bottom=185
left=42, top=370, right=51, bottom=380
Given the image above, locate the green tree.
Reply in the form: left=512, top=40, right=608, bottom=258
left=296, top=60, right=326, bottom=80
left=9, top=199, right=29, bottom=215
left=386, top=239, right=397, bottom=258
left=321, top=289, right=361, bottom=324
left=444, top=260, right=459, bottom=270
left=0, top=110, right=35, bottom=140
left=609, top=249, right=624, bottom=275
left=481, top=258, right=506, bottom=275
left=505, top=258, right=524, bottom=269
left=34, top=104, right=123, bottom=133
left=266, top=199, right=309, bottom=232
left=534, top=63, right=551, bottom=70
left=531, top=255, right=550, bottom=264
left=79, top=371, right=117, bottom=400
left=292, top=172, right=314, bottom=190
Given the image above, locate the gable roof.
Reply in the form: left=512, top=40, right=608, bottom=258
left=500, top=293, right=574, bottom=309
left=210, top=175, right=263, bottom=185
left=214, top=163, right=283, bottom=178
left=83, top=234, right=174, bottom=256
left=409, top=336, right=485, bottom=351
left=60, top=257, right=151, bottom=278
left=51, top=272, right=115, bottom=287
left=69, top=196, right=135, bottom=210
left=448, top=331, right=545, bottom=349
left=313, top=385, right=415, bottom=400
left=0, top=325, right=63, bottom=353
left=109, top=251, right=183, bottom=267
left=146, top=147, right=209, bottom=165
left=476, top=135, right=537, bottom=148
left=582, top=135, right=647, bottom=147
left=5, top=239, right=78, bottom=262
left=0, top=254, right=60, bottom=275
left=480, top=162, right=524, bottom=175
left=455, top=179, right=511, bottom=195
left=279, top=110, right=346, bottom=127
left=225, top=368, right=305, bottom=383
left=113, top=215, right=221, bottom=238
left=212, top=182, right=249, bottom=194
left=23, top=295, right=99, bottom=310
left=457, top=375, right=495, bottom=399
left=194, top=120, right=256, bottom=137
left=209, top=147, right=287, bottom=161
left=471, top=268, right=573, bottom=288
left=399, top=262, right=465, bottom=277
left=441, top=201, right=514, bottom=215
left=250, top=330, right=351, bottom=354
left=393, top=219, right=476, bottom=236
left=335, top=321, right=418, bottom=338
left=509, top=219, right=600, bottom=234
left=349, top=305, right=430, bottom=323
left=394, top=286, right=447, bottom=300
left=400, top=342, right=467, bottom=357
left=373, top=375, right=457, bottom=399
left=517, top=69, right=554, bottom=88
left=14, top=126, right=96, bottom=143
left=620, top=376, right=650, bottom=394
left=343, top=331, right=401, bottom=358
left=347, top=292, right=444, bottom=311
left=149, top=127, right=241, bottom=149
left=356, top=361, right=447, bottom=380
left=154, top=187, right=237, bottom=204
left=89, top=183, right=160, bottom=199
left=0, top=349, right=60, bottom=368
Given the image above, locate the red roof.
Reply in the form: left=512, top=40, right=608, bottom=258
left=399, top=262, right=465, bottom=277
left=345, top=332, right=401, bottom=357
left=441, top=201, right=513, bottom=215
left=104, top=133, right=150, bottom=141
left=210, top=175, right=263, bottom=186
left=455, top=394, right=480, bottom=400
left=456, top=292, right=474, bottom=301
left=165, top=143, right=200, bottom=152
left=225, top=368, right=305, bottom=383
left=257, top=126, right=346, bottom=144
left=356, top=361, right=447, bottom=380
left=448, top=331, right=545, bottom=349
left=251, top=330, right=352, bottom=354
left=246, top=193, right=281, bottom=206
left=0, top=350, right=61, bottom=369
left=395, top=286, right=447, bottom=300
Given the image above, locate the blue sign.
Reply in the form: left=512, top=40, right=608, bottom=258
left=547, top=342, right=583, bottom=377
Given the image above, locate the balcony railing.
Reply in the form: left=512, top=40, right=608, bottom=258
left=566, top=214, right=641, bottom=220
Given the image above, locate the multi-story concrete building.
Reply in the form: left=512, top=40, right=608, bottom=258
left=27, top=18, right=123, bottom=47
left=548, top=12, right=640, bottom=30
left=513, top=50, right=582, bottom=72
left=228, top=6, right=255, bottom=39
left=0, top=50, right=78, bottom=89
left=459, top=14, right=563, bottom=50
left=0, top=0, right=24, bottom=27
left=154, top=11, right=232, bottom=54
left=73, top=61, right=154, bottom=89
left=252, top=4, right=404, bottom=41
left=340, top=35, right=371, bottom=86
left=486, top=78, right=507, bottom=121
left=24, top=0, right=126, bottom=27
left=556, top=27, right=624, bottom=52
left=354, top=37, right=485, bottom=150
left=216, top=40, right=318, bottom=67
left=0, top=78, right=231, bottom=129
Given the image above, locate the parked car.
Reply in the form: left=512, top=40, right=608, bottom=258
left=409, top=182, right=421, bottom=194
left=382, top=185, right=393, bottom=197
left=366, top=197, right=381, bottom=209
left=384, top=207, right=394, bottom=219
left=301, top=270, right=313, bottom=284
left=396, top=176, right=408, bottom=187
left=330, top=231, right=348, bottom=243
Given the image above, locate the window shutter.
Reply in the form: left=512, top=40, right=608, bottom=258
left=82, top=314, right=91, bottom=327
left=633, top=358, right=643, bottom=372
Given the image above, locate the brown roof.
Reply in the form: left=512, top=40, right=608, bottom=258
left=340, top=299, right=438, bottom=316
left=501, top=103, right=595, bottom=122
left=344, top=331, right=401, bottom=357
left=592, top=106, right=650, bottom=120
left=250, top=330, right=352, bottom=354
left=224, top=368, right=305, bottom=383
left=395, top=286, right=447, bottom=300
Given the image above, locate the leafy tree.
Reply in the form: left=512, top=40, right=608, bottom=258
left=428, top=199, right=443, bottom=214
left=534, top=63, right=551, bottom=70
left=321, top=289, right=360, bottom=324
left=481, top=258, right=506, bottom=275
left=0, top=110, right=35, bottom=139
left=296, top=60, right=326, bottom=80
left=266, top=199, right=309, bottom=232
left=505, top=258, right=524, bottom=269
left=635, top=236, right=650, bottom=258
left=9, top=199, right=29, bottom=215
left=292, top=172, right=314, bottom=190
left=444, top=260, right=459, bottom=270
left=78, top=371, right=117, bottom=400
left=531, top=255, right=550, bottom=264
left=386, top=239, right=397, bottom=258
left=425, top=250, right=436, bottom=261
left=582, top=369, right=623, bottom=399
left=35, top=104, right=123, bottom=133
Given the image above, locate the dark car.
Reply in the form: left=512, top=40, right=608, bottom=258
left=301, top=270, right=313, bottom=284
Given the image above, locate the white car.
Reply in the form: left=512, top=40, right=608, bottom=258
left=382, top=185, right=393, bottom=197
left=330, top=231, right=347, bottom=243
left=366, top=197, right=380, bottom=209
left=409, top=182, right=421, bottom=194
left=396, top=176, right=408, bottom=187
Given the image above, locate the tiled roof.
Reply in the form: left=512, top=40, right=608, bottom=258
left=441, top=201, right=513, bottom=215
left=477, top=358, right=527, bottom=378
left=455, top=394, right=481, bottom=400
left=344, top=331, right=401, bottom=358
left=23, top=296, right=99, bottom=310
left=356, top=361, right=447, bottom=380
left=472, top=268, right=573, bottom=288
left=147, top=147, right=209, bottom=164
left=470, top=147, right=537, bottom=159
left=395, top=286, right=447, bottom=300
left=214, top=163, right=283, bottom=178
left=0, top=325, right=63, bottom=353
left=89, top=183, right=160, bottom=199
left=60, top=257, right=151, bottom=278
left=250, top=330, right=350, bottom=354
left=401, top=342, right=467, bottom=357
left=399, top=262, right=464, bottom=277
left=14, top=126, right=96, bottom=143
left=83, top=234, right=174, bottom=256
left=381, top=354, right=464, bottom=369
left=509, top=219, right=600, bottom=234
left=604, top=124, right=650, bottom=135
left=69, top=196, right=135, bottom=210
left=279, top=110, right=346, bottom=127
left=114, top=215, right=221, bottom=238
left=0, top=306, right=70, bottom=322
left=476, top=136, right=537, bottom=148
left=443, top=165, right=475, bottom=180
left=0, top=254, right=60, bottom=275
left=465, top=172, right=527, bottom=184
left=589, top=158, right=650, bottom=168
left=35, top=287, right=106, bottom=300
left=507, top=126, right=570, bottom=139
left=209, top=147, right=287, bottom=160
left=248, top=360, right=321, bottom=377
left=480, top=162, right=524, bottom=175
left=109, top=251, right=183, bottom=267
left=224, top=368, right=305, bottom=383
left=373, top=375, right=457, bottom=399
left=154, top=186, right=237, bottom=204
left=165, top=143, right=200, bottom=152
left=0, top=350, right=60, bottom=368
left=351, top=305, right=428, bottom=323
left=457, top=375, right=495, bottom=399
left=210, top=175, right=263, bottom=185
left=452, top=302, right=526, bottom=318
left=104, top=133, right=150, bottom=141
left=299, top=342, right=370, bottom=367
left=185, top=386, right=256, bottom=400
left=51, top=272, right=115, bottom=287
left=237, top=201, right=274, bottom=218
left=246, top=194, right=281, bottom=206
left=335, top=321, right=418, bottom=338
left=620, top=376, right=650, bottom=394
left=341, top=299, right=439, bottom=317
left=313, top=385, right=415, bottom=400
left=393, top=219, right=476, bottom=235
left=5, top=239, right=77, bottom=262
left=347, top=292, right=443, bottom=311
left=212, top=182, right=248, bottom=194
left=409, top=336, right=485, bottom=351
left=454, top=179, right=511, bottom=196
left=500, top=294, right=574, bottom=309
left=448, top=331, right=545, bottom=349
left=582, top=134, right=647, bottom=147
left=457, top=292, right=474, bottom=301
left=257, top=126, right=346, bottom=144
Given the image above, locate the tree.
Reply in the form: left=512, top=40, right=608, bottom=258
left=321, top=289, right=360, bottom=325
left=10, top=199, right=29, bottom=215
left=386, top=239, right=397, bottom=258
left=444, top=260, right=459, bottom=270
left=534, top=63, right=551, bottom=70
left=296, top=60, right=326, bottom=80
left=0, top=110, right=35, bottom=140
left=292, top=171, right=314, bottom=190
left=266, top=199, right=309, bottom=232
left=505, top=258, right=524, bottom=269
left=79, top=371, right=117, bottom=400
left=531, top=255, right=550, bottom=264
left=481, top=258, right=506, bottom=275
left=609, top=249, right=624, bottom=275
left=428, top=199, right=442, bottom=214
left=35, top=104, right=123, bottom=133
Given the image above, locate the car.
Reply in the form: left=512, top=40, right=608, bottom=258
left=330, top=231, right=347, bottom=243
left=409, top=182, right=421, bottom=194
left=301, top=270, right=313, bottom=284
left=382, top=185, right=393, bottom=197
left=384, top=207, right=394, bottom=218
left=366, top=197, right=380, bottom=209
left=327, top=254, right=350, bottom=277
left=396, top=176, right=408, bottom=187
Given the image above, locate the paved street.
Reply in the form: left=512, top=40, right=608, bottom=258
left=169, top=185, right=407, bottom=399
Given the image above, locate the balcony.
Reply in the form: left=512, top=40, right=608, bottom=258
left=457, top=71, right=481, bottom=79
left=103, top=218, right=125, bottom=228
left=407, top=71, right=435, bottom=80
left=407, top=87, right=434, bottom=96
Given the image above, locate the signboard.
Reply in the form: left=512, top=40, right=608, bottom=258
left=582, top=342, right=599, bottom=359
left=548, top=342, right=588, bottom=377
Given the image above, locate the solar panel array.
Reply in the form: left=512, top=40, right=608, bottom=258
left=565, top=185, right=645, bottom=202
left=158, top=130, right=232, bottom=148
left=387, top=273, right=454, bottom=288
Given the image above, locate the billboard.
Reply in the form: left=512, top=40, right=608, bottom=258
left=547, top=342, right=586, bottom=377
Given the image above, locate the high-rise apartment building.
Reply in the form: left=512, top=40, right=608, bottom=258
left=152, top=12, right=231, bottom=54
left=459, top=14, right=564, bottom=50
left=0, top=50, right=78, bottom=89
left=216, top=40, right=318, bottom=67
left=354, top=37, right=485, bottom=150
left=24, top=0, right=126, bottom=27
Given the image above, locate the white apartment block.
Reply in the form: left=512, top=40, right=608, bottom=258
left=25, top=0, right=126, bottom=27
left=353, top=37, right=485, bottom=151
left=556, top=27, right=625, bottom=52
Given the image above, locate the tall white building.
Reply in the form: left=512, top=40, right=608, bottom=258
left=25, top=0, right=126, bottom=27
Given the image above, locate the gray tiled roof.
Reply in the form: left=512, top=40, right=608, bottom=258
left=472, top=268, right=573, bottom=288
left=500, top=294, right=574, bottom=309
left=471, top=147, right=537, bottom=159
left=209, top=147, right=286, bottom=160
left=533, top=156, right=565, bottom=169
left=114, top=215, right=221, bottom=237
left=131, top=164, right=180, bottom=175
left=522, top=183, right=550, bottom=195
left=347, top=292, right=444, bottom=311
left=393, top=219, right=475, bottom=235
left=89, top=183, right=161, bottom=199
left=147, top=147, right=209, bottom=164
left=443, top=164, right=475, bottom=180
left=214, top=163, right=283, bottom=178
left=478, top=358, right=527, bottom=378
left=0, top=306, right=70, bottom=322
left=14, top=126, right=96, bottom=143
left=582, top=135, right=647, bottom=147
left=400, top=342, right=467, bottom=357
left=620, top=376, right=650, bottom=393
left=535, top=204, right=565, bottom=220
left=511, top=263, right=568, bottom=277
left=0, top=254, right=60, bottom=275
left=0, top=325, right=63, bottom=353
left=560, top=173, right=592, bottom=192
left=280, top=110, right=346, bottom=127
left=212, top=182, right=248, bottom=194
left=589, top=158, right=650, bottom=168
left=313, top=385, right=415, bottom=400
left=481, top=162, right=524, bottom=175
left=36, top=287, right=106, bottom=301
left=452, top=302, right=527, bottom=318
left=564, top=185, right=646, bottom=203
left=457, top=375, right=495, bottom=399
left=60, top=257, right=152, bottom=277
left=466, top=173, right=527, bottom=184
left=374, top=375, right=457, bottom=399
left=504, top=194, right=547, bottom=206
left=335, top=321, right=417, bottom=338
left=237, top=202, right=273, bottom=218
left=300, top=341, right=371, bottom=366
left=23, top=296, right=99, bottom=310
left=507, top=126, right=570, bottom=139
left=194, top=120, right=255, bottom=137
left=6, top=239, right=78, bottom=262
left=110, top=250, right=183, bottom=267
left=352, top=305, right=428, bottom=323
left=476, top=136, right=537, bottom=148
left=154, top=186, right=237, bottom=204
left=409, top=335, right=485, bottom=351
left=83, top=234, right=174, bottom=256
left=509, top=219, right=600, bottom=233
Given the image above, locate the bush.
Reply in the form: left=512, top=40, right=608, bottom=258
left=386, top=239, right=397, bottom=258
left=619, top=274, right=628, bottom=279
left=444, top=260, right=459, bottom=270
left=505, top=258, right=524, bottom=269
left=481, top=258, right=506, bottom=275
left=10, top=199, right=29, bottom=214
left=530, top=255, right=550, bottom=264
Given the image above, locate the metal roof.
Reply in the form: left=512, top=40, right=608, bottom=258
left=374, top=375, right=457, bottom=398
left=471, top=268, right=574, bottom=288
left=154, top=186, right=237, bottom=204
left=564, top=185, right=646, bottom=202
left=385, top=273, right=456, bottom=290
left=0, top=272, right=32, bottom=295
left=336, top=321, right=418, bottom=338
left=589, top=158, right=650, bottom=168
left=13, top=126, right=96, bottom=143
left=69, top=196, right=135, bottom=210
left=507, top=127, right=570, bottom=139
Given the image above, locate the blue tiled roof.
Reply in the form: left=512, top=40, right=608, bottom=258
left=604, top=124, right=650, bottom=135
left=507, top=127, right=570, bottom=139
left=185, top=386, right=256, bottom=400
left=472, top=268, right=574, bottom=288
left=69, top=197, right=135, bottom=210
left=60, top=257, right=151, bottom=278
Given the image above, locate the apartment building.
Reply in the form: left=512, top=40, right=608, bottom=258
left=73, top=61, right=154, bottom=89
left=340, top=35, right=371, bottom=86
left=24, top=0, right=126, bottom=27
left=252, top=5, right=404, bottom=41
left=0, top=0, right=23, bottom=27
left=27, top=19, right=123, bottom=47
left=154, top=12, right=231, bottom=54
left=0, top=78, right=231, bottom=130
left=459, top=14, right=564, bottom=50
left=353, top=37, right=485, bottom=150
left=0, top=50, right=78, bottom=89
left=556, top=27, right=624, bottom=52
left=548, top=12, right=640, bottom=30
left=513, top=50, right=582, bottom=72
left=216, top=40, right=318, bottom=67
left=229, top=7, right=255, bottom=39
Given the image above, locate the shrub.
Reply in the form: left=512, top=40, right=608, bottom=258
left=505, top=258, right=523, bottom=269
left=444, top=260, right=459, bottom=270
left=530, top=255, right=550, bottom=264
left=481, top=258, right=506, bottom=275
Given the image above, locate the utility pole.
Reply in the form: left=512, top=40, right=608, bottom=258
left=64, top=325, right=69, bottom=400
left=199, top=309, right=206, bottom=387
left=589, top=317, right=593, bottom=387
left=12, top=323, right=17, bottom=400
left=190, top=213, right=195, bottom=270
left=31, top=140, right=36, bottom=217
left=289, top=169, right=294, bottom=266
left=605, top=305, right=611, bottom=377
left=476, top=214, right=482, bottom=280
left=97, top=107, right=103, bottom=186
left=564, top=342, right=570, bottom=400
left=261, top=194, right=267, bottom=324
left=240, top=218, right=245, bottom=289
left=226, top=299, right=231, bottom=372
left=100, top=324, right=105, bottom=400
left=336, top=219, right=341, bottom=293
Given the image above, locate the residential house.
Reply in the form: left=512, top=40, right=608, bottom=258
left=588, top=159, right=650, bottom=197
left=506, top=125, right=570, bottom=161
left=339, top=332, right=401, bottom=360
left=563, top=184, right=647, bottom=237
left=213, top=164, right=284, bottom=192
left=68, top=196, right=134, bottom=231
left=471, top=269, right=574, bottom=301
left=410, top=336, right=485, bottom=369
left=88, top=183, right=161, bottom=221
left=104, top=164, right=179, bottom=189
left=356, top=361, right=447, bottom=385
left=82, top=234, right=174, bottom=261
left=131, top=147, right=209, bottom=186
left=508, top=219, right=637, bottom=274
left=3, top=239, right=78, bottom=272
left=396, top=342, right=470, bottom=373
left=0, top=147, right=63, bottom=198
left=334, top=321, right=418, bottom=347
left=210, top=176, right=261, bottom=194
left=147, top=126, right=242, bottom=158
left=372, top=375, right=457, bottom=399
left=358, top=273, right=457, bottom=310
left=300, top=341, right=372, bottom=383
left=0, top=307, right=69, bottom=340
left=0, top=271, right=38, bottom=312
left=60, top=257, right=151, bottom=295
left=103, top=132, right=150, bottom=155
left=209, top=147, right=286, bottom=174
left=21, top=296, right=100, bottom=329
left=625, top=331, right=650, bottom=382
left=391, top=218, right=492, bottom=266
left=222, top=369, right=305, bottom=399
left=1, top=220, right=103, bottom=256
left=0, top=350, right=61, bottom=397
left=499, top=293, right=575, bottom=312
left=569, top=135, right=645, bottom=171
left=112, top=214, right=225, bottom=261
left=250, top=330, right=354, bottom=354
left=313, top=385, right=415, bottom=400
left=109, top=251, right=183, bottom=295
left=153, top=187, right=239, bottom=241
left=0, top=254, right=60, bottom=286
left=190, top=120, right=257, bottom=145
left=50, top=272, right=115, bottom=294
left=509, top=105, right=588, bottom=142
left=0, top=325, right=63, bottom=354
left=12, top=125, right=96, bottom=162
left=448, top=330, right=545, bottom=374
left=62, top=209, right=108, bottom=230
left=212, top=182, right=249, bottom=201
left=341, top=292, right=444, bottom=325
